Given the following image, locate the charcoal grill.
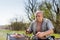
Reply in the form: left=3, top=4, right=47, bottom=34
left=6, top=33, right=30, bottom=40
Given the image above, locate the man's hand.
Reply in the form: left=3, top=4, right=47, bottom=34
left=36, top=29, right=54, bottom=39
left=36, top=32, right=45, bottom=38
left=26, top=29, right=30, bottom=34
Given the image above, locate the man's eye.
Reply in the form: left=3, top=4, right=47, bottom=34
left=36, top=16, right=40, bottom=17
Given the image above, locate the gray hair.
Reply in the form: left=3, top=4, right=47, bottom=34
left=35, top=10, right=44, bottom=16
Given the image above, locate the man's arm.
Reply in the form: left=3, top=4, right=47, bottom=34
left=36, top=19, right=54, bottom=38
left=44, top=19, right=54, bottom=35
left=36, top=29, right=54, bottom=38
left=43, top=29, right=54, bottom=36
left=26, top=22, right=33, bottom=34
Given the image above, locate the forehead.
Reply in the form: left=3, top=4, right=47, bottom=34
left=36, top=12, right=43, bottom=16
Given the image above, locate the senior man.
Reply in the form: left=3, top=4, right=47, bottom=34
left=26, top=10, right=54, bottom=40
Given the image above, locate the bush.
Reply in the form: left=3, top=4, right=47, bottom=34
left=9, top=22, right=29, bottom=31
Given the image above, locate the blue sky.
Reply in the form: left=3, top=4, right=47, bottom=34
left=0, top=0, right=27, bottom=25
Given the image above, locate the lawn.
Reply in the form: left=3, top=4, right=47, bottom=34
left=0, top=30, right=60, bottom=40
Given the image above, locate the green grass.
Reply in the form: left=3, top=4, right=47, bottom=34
left=51, top=34, right=60, bottom=38
left=0, top=30, right=60, bottom=40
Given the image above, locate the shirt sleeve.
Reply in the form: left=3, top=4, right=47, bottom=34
left=46, top=19, right=54, bottom=30
left=28, top=22, right=33, bottom=33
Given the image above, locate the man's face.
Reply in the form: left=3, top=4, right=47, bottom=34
left=36, top=12, right=43, bottom=22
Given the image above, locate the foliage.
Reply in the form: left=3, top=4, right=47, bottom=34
left=9, top=21, right=29, bottom=31
left=39, top=2, right=53, bottom=20
left=38, top=0, right=60, bottom=33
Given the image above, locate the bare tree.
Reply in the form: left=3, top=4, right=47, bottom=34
left=25, top=0, right=38, bottom=21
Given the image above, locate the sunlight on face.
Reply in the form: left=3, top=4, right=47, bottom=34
left=36, top=11, right=43, bottom=22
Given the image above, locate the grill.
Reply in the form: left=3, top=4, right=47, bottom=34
left=6, top=33, right=30, bottom=40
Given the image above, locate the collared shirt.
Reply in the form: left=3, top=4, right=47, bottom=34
left=29, top=18, right=54, bottom=35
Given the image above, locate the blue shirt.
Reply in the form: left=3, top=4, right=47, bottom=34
left=29, top=18, right=54, bottom=35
